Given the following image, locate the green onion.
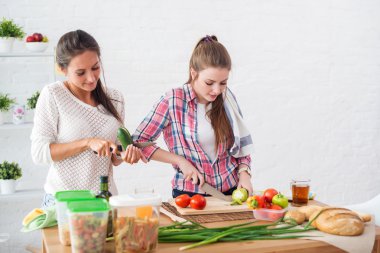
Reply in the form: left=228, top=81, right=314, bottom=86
left=159, top=220, right=317, bottom=251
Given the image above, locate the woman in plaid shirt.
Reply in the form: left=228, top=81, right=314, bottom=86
left=133, top=35, right=253, bottom=198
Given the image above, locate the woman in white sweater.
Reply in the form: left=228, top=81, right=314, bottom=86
left=31, top=30, right=141, bottom=207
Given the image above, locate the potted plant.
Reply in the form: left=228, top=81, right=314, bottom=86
left=0, top=161, right=22, bottom=194
left=0, top=17, right=25, bottom=53
left=0, top=93, right=16, bottom=125
left=26, top=91, right=40, bottom=122
left=27, top=91, right=40, bottom=110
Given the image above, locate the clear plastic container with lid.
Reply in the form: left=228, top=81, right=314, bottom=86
left=55, top=190, right=95, bottom=245
left=109, top=193, right=162, bottom=253
left=67, top=198, right=110, bottom=253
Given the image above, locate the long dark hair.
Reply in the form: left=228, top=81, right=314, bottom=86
left=56, top=30, right=122, bottom=122
left=187, top=35, right=233, bottom=148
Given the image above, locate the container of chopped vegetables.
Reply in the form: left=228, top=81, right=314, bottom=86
left=55, top=190, right=95, bottom=246
left=109, top=193, right=162, bottom=253
left=67, top=198, right=110, bottom=253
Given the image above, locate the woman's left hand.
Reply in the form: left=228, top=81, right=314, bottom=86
left=237, top=171, right=253, bottom=196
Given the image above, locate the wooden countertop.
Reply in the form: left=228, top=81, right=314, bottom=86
left=42, top=201, right=380, bottom=253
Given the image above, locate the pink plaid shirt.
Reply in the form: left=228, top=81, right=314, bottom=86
left=133, top=84, right=251, bottom=194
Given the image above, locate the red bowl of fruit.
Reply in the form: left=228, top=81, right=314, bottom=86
left=25, top=33, right=48, bottom=52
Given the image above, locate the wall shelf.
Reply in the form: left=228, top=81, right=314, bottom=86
left=0, top=52, right=54, bottom=57
left=0, top=122, right=33, bottom=130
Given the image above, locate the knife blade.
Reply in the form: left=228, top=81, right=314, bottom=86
left=93, top=142, right=155, bottom=155
left=201, top=183, right=232, bottom=202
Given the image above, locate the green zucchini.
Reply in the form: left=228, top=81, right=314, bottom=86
left=117, top=127, right=133, bottom=150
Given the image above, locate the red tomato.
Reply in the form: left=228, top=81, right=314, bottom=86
left=264, top=200, right=272, bottom=209
left=263, top=188, right=278, bottom=203
left=190, top=194, right=207, bottom=210
left=175, top=194, right=191, bottom=208
left=268, top=204, right=284, bottom=220
left=270, top=204, right=283, bottom=210
left=268, top=212, right=283, bottom=221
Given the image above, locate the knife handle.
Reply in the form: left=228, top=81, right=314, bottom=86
left=93, top=145, right=123, bottom=155
left=178, top=170, right=201, bottom=185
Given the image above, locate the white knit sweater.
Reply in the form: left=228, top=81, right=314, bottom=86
left=30, top=81, right=124, bottom=195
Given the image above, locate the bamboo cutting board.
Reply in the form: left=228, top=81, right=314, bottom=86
left=168, top=197, right=252, bottom=215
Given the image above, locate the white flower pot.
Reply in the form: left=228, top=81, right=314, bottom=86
left=0, top=179, right=16, bottom=194
left=0, top=112, right=4, bottom=125
left=0, top=37, right=15, bottom=53
left=12, top=105, right=25, bottom=125
left=26, top=109, right=35, bottom=123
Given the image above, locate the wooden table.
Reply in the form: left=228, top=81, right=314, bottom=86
left=42, top=214, right=380, bottom=253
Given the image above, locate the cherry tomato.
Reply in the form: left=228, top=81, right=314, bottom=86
left=190, top=194, right=207, bottom=210
left=247, top=195, right=265, bottom=209
left=175, top=194, right=191, bottom=208
left=263, top=188, right=278, bottom=203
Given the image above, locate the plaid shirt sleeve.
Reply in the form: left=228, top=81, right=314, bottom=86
left=133, top=95, right=170, bottom=160
left=236, top=155, right=252, bottom=170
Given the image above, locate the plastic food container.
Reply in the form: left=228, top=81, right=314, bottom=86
left=67, top=198, right=110, bottom=253
left=252, top=208, right=288, bottom=221
left=55, top=190, right=95, bottom=245
left=110, top=193, right=162, bottom=253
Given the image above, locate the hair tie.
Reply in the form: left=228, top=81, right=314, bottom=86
left=203, top=35, right=213, bottom=42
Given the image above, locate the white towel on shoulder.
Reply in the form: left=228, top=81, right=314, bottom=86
left=224, top=88, right=253, bottom=158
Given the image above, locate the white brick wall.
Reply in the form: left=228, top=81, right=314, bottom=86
left=1, top=0, right=380, bottom=251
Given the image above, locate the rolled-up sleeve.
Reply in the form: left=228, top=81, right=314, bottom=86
left=30, top=86, right=58, bottom=165
left=237, top=155, right=252, bottom=170
left=133, top=95, right=170, bottom=161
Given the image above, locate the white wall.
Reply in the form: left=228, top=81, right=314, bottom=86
left=1, top=0, right=380, bottom=250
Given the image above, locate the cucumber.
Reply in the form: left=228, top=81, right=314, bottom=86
left=117, top=127, right=133, bottom=150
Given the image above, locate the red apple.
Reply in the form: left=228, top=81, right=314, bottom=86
left=33, top=33, right=43, bottom=42
left=26, top=36, right=35, bottom=42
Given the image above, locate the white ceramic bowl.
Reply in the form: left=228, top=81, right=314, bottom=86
left=25, top=42, right=48, bottom=52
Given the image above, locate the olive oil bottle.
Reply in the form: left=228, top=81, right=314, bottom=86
left=96, top=175, right=113, bottom=237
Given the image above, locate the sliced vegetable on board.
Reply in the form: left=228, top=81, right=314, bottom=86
left=231, top=188, right=248, bottom=205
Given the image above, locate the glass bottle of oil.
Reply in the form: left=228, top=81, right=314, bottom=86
left=96, top=175, right=113, bottom=237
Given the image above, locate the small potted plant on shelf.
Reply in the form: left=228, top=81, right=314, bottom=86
left=26, top=91, right=40, bottom=122
left=0, top=17, right=25, bottom=53
left=0, top=161, right=22, bottom=194
left=0, top=93, right=16, bottom=125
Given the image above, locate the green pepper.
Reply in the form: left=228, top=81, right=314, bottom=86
left=117, top=127, right=133, bottom=150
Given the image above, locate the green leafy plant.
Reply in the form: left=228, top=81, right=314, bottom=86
left=0, top=93, right=16, bottom=112
left=0, top=161, right=22, bottom=180
left=26, top=91, right=40, bottom=110
left=0, top=18, right=25, bottom=39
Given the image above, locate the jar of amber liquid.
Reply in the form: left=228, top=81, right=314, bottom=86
left=291, top=179, right=310, bottom=206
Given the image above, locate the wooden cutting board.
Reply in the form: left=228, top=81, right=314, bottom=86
left=168, top=197, right=252, bottom=215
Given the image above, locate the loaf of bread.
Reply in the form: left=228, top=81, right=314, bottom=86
left=354, top=211, right=372, bottom=222
left=298, top=205, right=322, bottom=220
left=310, top=207, right=364, bottom=236
left=284, top=210, right=305, bottom=224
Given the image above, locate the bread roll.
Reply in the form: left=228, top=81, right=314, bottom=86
left=354, top=211, right=372, bottom=222
left=313, top=207, right=364, bottom=236
left=284, top=210, right=305, bottom=224
left=298, top=205, right=322, bottom=220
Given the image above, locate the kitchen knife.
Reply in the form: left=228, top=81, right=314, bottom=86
left=201, top=182, right=232, bottom=202
left=93, top=142, right=156, bottom=155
